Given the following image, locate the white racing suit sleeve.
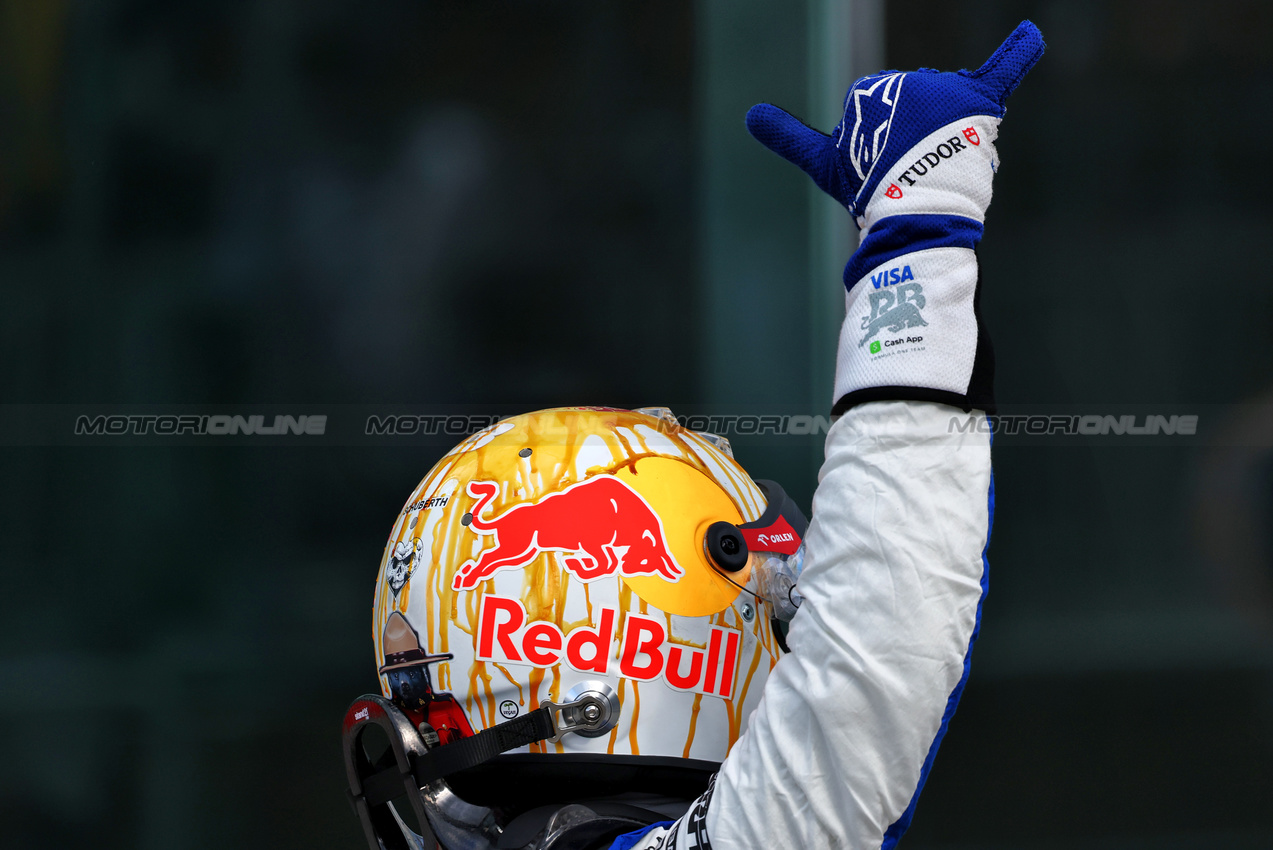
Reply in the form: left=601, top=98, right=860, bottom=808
left=620, top=399, right=993, bottom=849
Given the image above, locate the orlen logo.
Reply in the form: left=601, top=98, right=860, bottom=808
left=477, top=595, right=743, bottom=699
left=739, top=514, right=801, bottom=556
left=452, top=476, right=684, bottom=590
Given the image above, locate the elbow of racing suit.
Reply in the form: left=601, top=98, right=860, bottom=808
left=621, top=401, right=993, bottom=850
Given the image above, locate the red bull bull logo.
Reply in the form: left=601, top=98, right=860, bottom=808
left=476, top=595, right=743, bottom=699
left=451, top=475, right=685, bottom=591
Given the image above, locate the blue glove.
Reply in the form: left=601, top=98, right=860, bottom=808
left=747, top=20, right=1045, bottom=224
left=747, top=21, right=1044, bottom=414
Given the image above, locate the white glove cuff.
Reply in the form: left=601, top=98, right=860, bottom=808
left=833, top=246, right=983, bottom=409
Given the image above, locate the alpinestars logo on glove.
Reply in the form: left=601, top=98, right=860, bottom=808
left=842, top=72, right=905, bottom=183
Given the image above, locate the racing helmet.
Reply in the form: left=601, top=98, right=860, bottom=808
left=342, top=407, right=808, bottom=850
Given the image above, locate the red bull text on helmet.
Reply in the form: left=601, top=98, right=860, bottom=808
left=476, top=595, right=743, bottom=699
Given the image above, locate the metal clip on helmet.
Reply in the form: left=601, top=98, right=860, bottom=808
left=342, top=407, right=808, bottom=850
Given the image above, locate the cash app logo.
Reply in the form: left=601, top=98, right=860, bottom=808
left=869, top=340, right=882, bottom=354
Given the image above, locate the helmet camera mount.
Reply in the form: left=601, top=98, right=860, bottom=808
left=705, top=479, right=808, bottom=577
left=704, top=521, right=749, bottom=572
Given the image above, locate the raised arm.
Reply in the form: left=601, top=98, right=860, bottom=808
left=707, top=400, right=992, bottom=848
left=619, top=21, right=1043, bottom=850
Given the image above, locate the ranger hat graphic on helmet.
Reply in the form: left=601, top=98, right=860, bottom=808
left=342, top=407, right=808, bottom=850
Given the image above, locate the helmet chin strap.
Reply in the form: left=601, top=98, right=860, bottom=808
left=342, top=694, right=620, bottom=850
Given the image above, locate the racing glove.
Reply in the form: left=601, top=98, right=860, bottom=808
left=747, top=20, right=1045, bottom=414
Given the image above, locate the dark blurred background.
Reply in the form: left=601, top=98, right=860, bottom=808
left=3, top=1, right=1272, bottom=848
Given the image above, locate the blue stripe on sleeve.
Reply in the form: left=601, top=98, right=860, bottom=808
left=608, top=820, right=675, bottom=850
left=880, top=446, right=995, bottom=850
left=843, top=214, right=984, bottom=290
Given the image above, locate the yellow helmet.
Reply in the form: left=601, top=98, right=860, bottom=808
left=342, top=407, right=807, bottom=849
